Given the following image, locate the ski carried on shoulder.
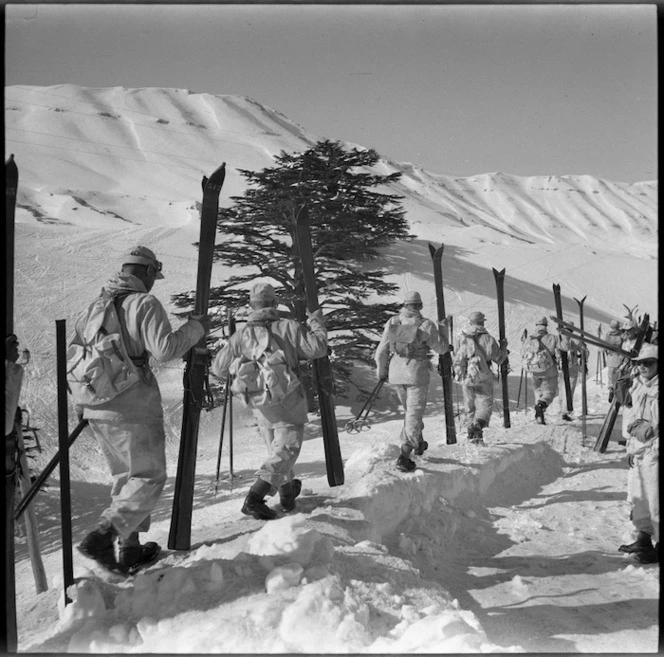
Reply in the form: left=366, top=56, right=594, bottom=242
left=594, top=313, right=650, bottom=453
left=295, top=206, right=344, bottom=486
left=428, top=243, right=456, bottom=444
left=169, top=163, right=226, bottom=550
left=552, top=284, right=573, bottom=413
left=493, top=268, right=511, bottom=428
left=549, top=316, right=632, bottom=357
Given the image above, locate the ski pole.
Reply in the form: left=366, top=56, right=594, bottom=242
left=56, top=320, right=74, bottom=605
left=575, top=296, right=588, bottom=441
left=345, top=379, right=385, bottom=433
left=516, top=368, right=524, bottom=412
left=213, top=377, right=231, bottom=495
left=228, top=387, right=235, bottom=490
left=14, top=419, right=88, bottom=520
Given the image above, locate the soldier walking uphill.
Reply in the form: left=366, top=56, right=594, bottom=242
left=520, top=317, right=570, bottom=425
left=452, top=311, right=508, bottom=444
left=618, top=343, right=659, bottom=564
left=211, top=283, right=328, bottom=520
left=605, top=319, right=624, bottom=402
left=73, top=247, right=210, bottom=574
left=374, top=291, right=450, bottom=473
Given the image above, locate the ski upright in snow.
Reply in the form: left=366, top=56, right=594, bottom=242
left=552, top=284, right=573, bottom=413
left=492, top=268, right=511, bottom=428
left=4, top=154, right=19, bottom=652
left=428, top=243, right=456, bottom=444
left=295, top=206, right=344, bottom=487
left=169, top=163, right=226, bottom=550
left=594, top=313, right=650, bottom=453
left=574, top=296, right=588, bottom=437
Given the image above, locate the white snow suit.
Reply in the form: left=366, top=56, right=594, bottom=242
left=374, top=308, right=449, bottom=455
left=604, top=329, right=624, bottom=390
left=521, top=328, right=570, bottom=407
left=453, top=325, right=507, bottom=427
left=625, top=373, right=659, bottom=543
left=211, top=306, right=327, bottom=495
left=74, top=273, right=205, bottom=539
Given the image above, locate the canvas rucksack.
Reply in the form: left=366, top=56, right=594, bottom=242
left=67, top=289, right=145, bottom=407
left=388, top=318, right=427, bottom=359
left=456, top=334, right=493, bottom=385
left=523, top=336, right=556, bottom=374
left=229, top=321, right=302, bottom=409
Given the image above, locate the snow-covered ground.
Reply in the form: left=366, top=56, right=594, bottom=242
left=7, top=86, right=659, bottom=653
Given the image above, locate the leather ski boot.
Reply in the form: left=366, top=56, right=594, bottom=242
left=396, top=454, right=416, bottom=472
left=619, top=531, right=653, bottom=554
left=534, top=401, right=547, bottom=425
left=78, top=520, right=121, bottom=573
left=279, top=479, right=302, bottom=512
left=414, top=440, right=428, bottom=456
left=634, top=543, right=659, bottom=564
left=242, top=479, right=277, bottom=520
left=118, top=532, right=161, bottom=572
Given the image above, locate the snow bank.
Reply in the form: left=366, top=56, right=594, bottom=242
left=23, top=431, right=554, bottom=653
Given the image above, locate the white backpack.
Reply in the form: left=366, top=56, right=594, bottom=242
left=67, top=289, right=143, bottom=407
left=229, top=322, right=302, bottom=409
left=523, top=336, right=556, bottom=374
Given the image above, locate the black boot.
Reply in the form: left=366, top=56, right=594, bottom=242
left=78, top=521, right=120, bottom=572
left=467, top=421, right=484, bottom=444
left=534, top=401, right=547, bottom=425
left=396, top=454, right=416, bottom=472
left=118, top=532, right=161, bottom=572
left=279, top=479, right=302, bottom=512
left=634, top=543, right=659, bottom=564
left=413, top=440, right=428, bottom=456
left=242, top=479, right=277, bottom=520
left=619, top=532, right=653, bottom=554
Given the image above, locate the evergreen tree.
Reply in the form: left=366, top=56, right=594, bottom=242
left=173, top=139, right=412, bottom=391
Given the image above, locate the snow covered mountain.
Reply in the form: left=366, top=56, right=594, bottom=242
left=6, top=84, right=656, bottom=256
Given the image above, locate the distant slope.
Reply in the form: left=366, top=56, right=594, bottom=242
left=5, top=84, right=657, bottom=259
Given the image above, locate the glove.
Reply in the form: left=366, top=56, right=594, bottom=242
left=75, top=405, right=85, bottom=423
left=627, top=454, right=635, bottom=468
left=377, top=370, right=388, bottom=381
left=626, top=419, right=654, bottom=442
left=190, top=313, right=212, bottom=333
left=307, top=308, right=326, bottom=327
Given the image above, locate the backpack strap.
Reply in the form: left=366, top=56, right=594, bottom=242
left=470, top=334, right=491, bottom=365
left=112, top=292, right=149, bottom=367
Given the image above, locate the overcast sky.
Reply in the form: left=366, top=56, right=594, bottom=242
left=4, top=3, right=657, bottom=183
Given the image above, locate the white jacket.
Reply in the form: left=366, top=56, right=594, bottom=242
left=77, top=273, right=205, bottom=421
left=374, top=308, right=449, bottom=386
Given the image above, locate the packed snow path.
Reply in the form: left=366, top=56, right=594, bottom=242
left=14, top=407, right=658, bottom=653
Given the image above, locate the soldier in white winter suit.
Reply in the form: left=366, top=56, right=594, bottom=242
left=374, top=291, right=449, bottom=472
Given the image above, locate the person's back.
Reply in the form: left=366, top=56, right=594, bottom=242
left=374, top=291, right=448, bottom=471
left=76, top=246, right=208, bottom=574
left=453, top=311, right=506, bottom=443
left=521, top=317, right=569, bottom=424
left=212, top=282, right=327, bottom=520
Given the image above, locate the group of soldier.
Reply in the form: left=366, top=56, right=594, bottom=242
left=374, top=289, right=658, bottom=564
left=6, top=248, right=657, bottom=576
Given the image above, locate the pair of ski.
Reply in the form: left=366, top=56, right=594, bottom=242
left=427, top=244, right=512, bottom=444
left=168, top=170, right=344, bottom=551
